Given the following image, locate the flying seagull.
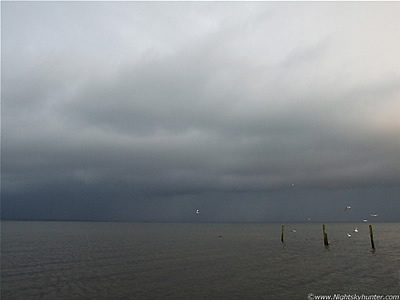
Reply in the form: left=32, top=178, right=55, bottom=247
left=195, top=209, right=200, bottom=215
left=344, top=205, right=351, bottom=212
left=354, top=226, right=359, bottom=233
left=370, top=213, right=378, bottom=217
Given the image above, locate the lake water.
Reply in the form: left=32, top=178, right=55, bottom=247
left=1, top=221, right=399, bottom=299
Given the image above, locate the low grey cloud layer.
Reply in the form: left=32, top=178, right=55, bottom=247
left=2, top=2, right=399, bottom=221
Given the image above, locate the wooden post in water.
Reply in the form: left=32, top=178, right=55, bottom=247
left=369, top=224, right=375, bottom=249
left=281, top=225, right=284, bottom=243
left=323, top=224, right=329, bottom=246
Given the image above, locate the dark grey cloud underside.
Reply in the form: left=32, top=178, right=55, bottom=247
left=2, top=2, right=399, bottom=221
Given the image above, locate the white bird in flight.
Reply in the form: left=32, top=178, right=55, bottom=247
left=195, top=209, right=200, bottom=215
left=347, top=233, right=352, bottom=238
left=344, top=205, right=351, bottom=212
left=354, top=226, right=359, bottom=233
left=370, top=213, right=378, bottom=217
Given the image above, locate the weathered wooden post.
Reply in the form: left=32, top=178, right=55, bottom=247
left=281, top=225, right=284, bottom=243
left=323, top=224, right=329, bottom=246
left=369, top=224, right=375, bottom=249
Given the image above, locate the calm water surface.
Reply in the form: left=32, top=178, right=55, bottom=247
left=1, top=221, right=399, bottom=299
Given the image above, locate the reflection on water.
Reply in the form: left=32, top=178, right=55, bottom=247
left=1, top=222, right=399, bottom=299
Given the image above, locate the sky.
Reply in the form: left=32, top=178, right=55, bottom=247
left=1, top=1, right=400, bottom=222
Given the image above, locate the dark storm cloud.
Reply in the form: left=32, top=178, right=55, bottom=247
left=2, top=2, right=399, bottom=221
